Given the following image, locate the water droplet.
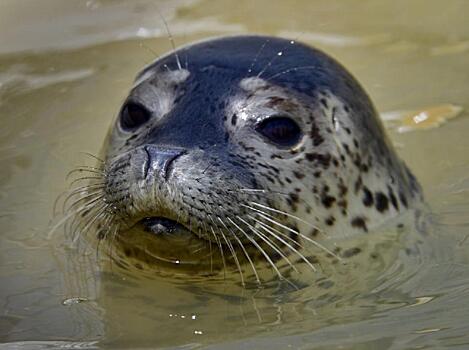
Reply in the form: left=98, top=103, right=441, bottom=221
left=62, top=297, right=88, bottom=306
left=194, top=330, right=203, bottom=335
left=277, top=51, right=283, bottom=56
left=290, top=40, right=295, bottom=44
left=191, top=315, right=196, bottom=320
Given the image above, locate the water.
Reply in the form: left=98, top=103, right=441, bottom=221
left=1, top=0, right=469, bottom=349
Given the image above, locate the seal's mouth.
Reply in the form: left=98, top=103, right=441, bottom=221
left=138, top=216, right=194, bottom=238
left=114, top=216, right=218, bottom=270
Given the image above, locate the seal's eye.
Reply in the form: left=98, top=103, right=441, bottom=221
left=255, top=116, right=302, bottom=147
left=119, top=102, right=151, bottom=131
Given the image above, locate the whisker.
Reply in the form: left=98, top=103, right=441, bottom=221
left=216, top=217, right=245, bottom=287
left=237, top=188, right=318, bottom=219
left=265, top=65, right=319, bottom=81
left=69, top=176, right=104, bottom=187
left=210, top=225, right=226, bottom=280
left=65, top=194, right=105, bottom=216
left=228, top=218, right=288, bottom=285
left=157, top=11, right=182, bottom=70
left=139, top=42, right=161, bottom=61
left=233, top=217, right=298, bottom=290
left=246, top=38, right=270, bottom=75
left=72, top=204, right=109, bottom=244
left=256, top=37, right=299, bottom=79
left=247, top=202, right=322, bottom=232
left=61, top=184, right=105, bottom=210
left=199, top=222, right=214, bottom=272
left=237, top=216, right=298, bottom=273
left=64, top=192, right=104, bottom=213
left=95, top=214, right=114, bottom=261
left=245, top=205, right=341, bottom=261
left=249, top=215, right=317, bottom=272
left=219, top=217, right=261, bottom=286
left=79, top=152, right=104, bottom=163
left=66, top=167, right=105, bottom=180
left=106, top=222, right=120, bottom=272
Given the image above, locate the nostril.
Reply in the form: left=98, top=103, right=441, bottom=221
left=144, top=145, right=185, bottom=180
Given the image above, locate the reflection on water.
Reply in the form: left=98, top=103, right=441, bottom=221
left=1, top=0, right=469, bottom=349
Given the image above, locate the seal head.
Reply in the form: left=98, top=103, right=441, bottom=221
left=98, top=35, right=421, bottom=272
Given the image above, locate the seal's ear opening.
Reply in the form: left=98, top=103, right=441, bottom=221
left=119, top=102, right=151, bottom=131
left=255, top=115, right=302, bottom=148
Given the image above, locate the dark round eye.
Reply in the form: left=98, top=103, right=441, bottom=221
left=119, top=102, right=151, bottom=131
left=255, top=116, right=302, bottom=147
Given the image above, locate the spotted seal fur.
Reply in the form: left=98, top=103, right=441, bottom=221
left=69, top=35, right=422, bottom=283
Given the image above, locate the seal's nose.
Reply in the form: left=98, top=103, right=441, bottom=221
left=142, top=145, right=185, bottom=180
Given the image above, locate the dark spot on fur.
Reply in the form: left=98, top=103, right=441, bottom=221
left=289, top=192, right=300, bottom=204
left=309, top=122, right=324, bottom=146
left=375, top=192, right=389, bottom=212
left=338, top=183, right=348, bottom=197
left=325, top=216, right=335, bottom=226
left=354, top=176, right=363, bottom=193
left=388, top=186, right=399, bottom=210
left=271, top=153, right=283, bottom=159
left=351, top=217, right=368, bottom=232
left=305, top=153, right=331, bottom=168
left=320, top=98, right=328, bottom=109
left=293, top=170, right=305, bottom=179
left=362, top=187, right=374, bottom=207
left=310, top=228, right=320, bottom=237
left=321, top=194, right=336, bottom=208
left=313, top=171, right=321, bottom=178
left=399, top=191, right=408, bottom=208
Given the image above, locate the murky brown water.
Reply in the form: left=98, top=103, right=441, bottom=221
left=1, top=1, right=469, bottom=349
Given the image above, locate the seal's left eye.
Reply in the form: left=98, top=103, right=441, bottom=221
left=255, top=116, right=302, bottom=148
left=119, top=102, right=151, bottom=131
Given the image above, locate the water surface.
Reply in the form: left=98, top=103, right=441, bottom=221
left=1, top=1, right=469, bottom=349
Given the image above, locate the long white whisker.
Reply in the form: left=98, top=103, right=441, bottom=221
left=246, top=202, right=322, bottom=231
left=250, top=215, right=317, bottom=272
left=72, top=205, right=109, bottom=244
left=265, top=65, right=319, bottom=81
left=237, top=216, right=298, bottom=273
left=210, top=225, right=226, bottom=280
left=227, top=217, right=285, bottom=282
left=65, top=192, right=104, bottom=213
left=216, top=217, right=245, bottom=287
left=246, top=205, right=341, bottom=261
left=222, top=218, right=261, bottom=286
left=158, top=12, right=182, bottom=70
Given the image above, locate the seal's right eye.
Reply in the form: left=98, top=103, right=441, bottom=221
left=119, top=102, right=151, bottom=131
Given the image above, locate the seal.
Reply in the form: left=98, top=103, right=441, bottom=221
left=68, top=35, right=422, bottom=284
